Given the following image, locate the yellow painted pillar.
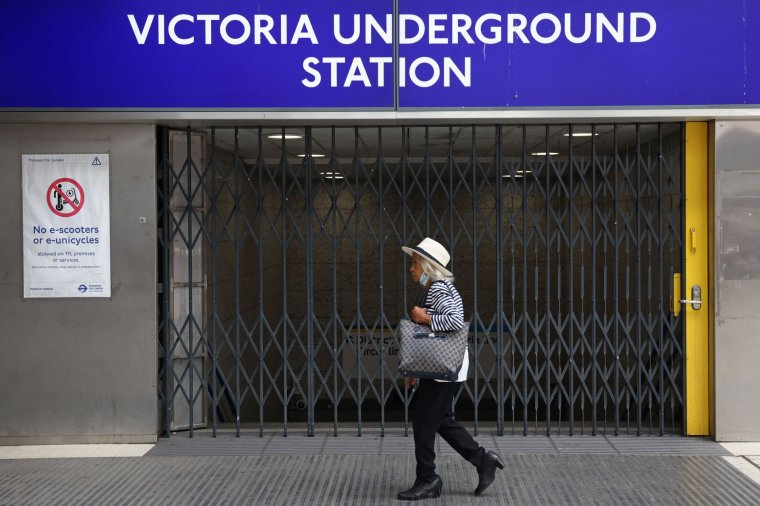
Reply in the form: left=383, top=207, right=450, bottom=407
left=684, top=122, right=710, bottom=435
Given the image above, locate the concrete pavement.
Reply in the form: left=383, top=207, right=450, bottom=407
left=1, top=433, right=759, bottom=505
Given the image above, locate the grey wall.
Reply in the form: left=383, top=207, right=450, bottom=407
left=0, top=124, right=157, bottom=444
left=714, top=121, right=760, bottom=441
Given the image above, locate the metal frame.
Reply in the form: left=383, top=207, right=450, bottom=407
left=2, top=107, right=760, bottom=125
left=158, top=123, right=685, bottom=438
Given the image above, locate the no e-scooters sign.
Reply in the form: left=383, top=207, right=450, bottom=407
left=47, top=177, right=85, bottom=217
left=22, top=154, right=111, bottom=298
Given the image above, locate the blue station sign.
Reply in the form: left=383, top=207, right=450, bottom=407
left=0, top=1, right=758, bottom=109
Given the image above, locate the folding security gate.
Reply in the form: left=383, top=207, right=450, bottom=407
left=158, top=123, right=685, bottom=437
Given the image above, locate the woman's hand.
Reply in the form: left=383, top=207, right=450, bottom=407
left=411, top=306, right=431, bottom=325
left=405, top=377, right=418, bottom=390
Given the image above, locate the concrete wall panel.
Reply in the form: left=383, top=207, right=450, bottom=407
left=714, top=121, right=760, bottom=440
left=0, top=124, right=157, bottom=444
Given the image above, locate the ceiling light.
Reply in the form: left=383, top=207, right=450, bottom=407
left=502, top=170, right=532, bottom=178
left=267, top=133, right=303, bottom=140
left=298, top=153, right=326, bottom=158
left=563, top=132, right=598, bottom=137
left=320, top=171, right=344, bottom=179
left=530, top=151, right=559, bottom=156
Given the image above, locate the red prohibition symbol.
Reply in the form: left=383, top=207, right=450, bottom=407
left=47, top=178, right=85, bottom=217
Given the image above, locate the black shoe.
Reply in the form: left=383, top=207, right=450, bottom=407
left=474, top=451, right=504, bottom=496
left=398, top=476, right=443, bottom=501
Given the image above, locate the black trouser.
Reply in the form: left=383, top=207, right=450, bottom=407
left=412, top=379, right=485, bottom=483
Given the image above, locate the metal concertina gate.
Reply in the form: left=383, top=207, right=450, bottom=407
left=158, top=123, right=685, bottom=438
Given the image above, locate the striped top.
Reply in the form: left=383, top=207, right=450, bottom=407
left=421, top=281, right=465, bottom=332
left=420, top=280, right=468, bottom=382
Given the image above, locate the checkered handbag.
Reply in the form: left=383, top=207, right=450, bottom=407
left=397, top=319, right=468, bottom=381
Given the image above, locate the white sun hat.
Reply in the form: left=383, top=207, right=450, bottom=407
left=401, top=237, right=453, bottom=277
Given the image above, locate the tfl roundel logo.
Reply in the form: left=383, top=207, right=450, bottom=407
left=78, top=284, right=88, bottom=293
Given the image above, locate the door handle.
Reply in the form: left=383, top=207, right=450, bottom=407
left=679, top=285, right=702, bottom=310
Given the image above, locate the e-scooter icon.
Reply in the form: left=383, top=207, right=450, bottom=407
left=54, top=183, right=80, bottom=211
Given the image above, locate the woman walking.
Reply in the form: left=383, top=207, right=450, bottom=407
left=399, top=237, right=504, bottom=501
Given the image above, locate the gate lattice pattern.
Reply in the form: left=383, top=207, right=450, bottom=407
left=158, top=124, right=684, bottom=438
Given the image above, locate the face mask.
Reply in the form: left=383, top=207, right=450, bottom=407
left=419, top=272, right=430, bottom=287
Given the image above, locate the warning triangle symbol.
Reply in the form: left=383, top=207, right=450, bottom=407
left=92, top=157, right=101, bottom=166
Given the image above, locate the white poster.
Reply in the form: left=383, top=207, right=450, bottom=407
left=22, top=154, right=111, bottom=298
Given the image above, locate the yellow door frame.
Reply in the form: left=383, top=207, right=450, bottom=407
left=682, top=122, right=711, bottom=435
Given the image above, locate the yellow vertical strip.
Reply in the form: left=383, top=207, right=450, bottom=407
left=707, top=123, right=716, bottom=437
left=685, top=122, right=710, bottom=435
left=672, top=273, right=682, bottom=317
